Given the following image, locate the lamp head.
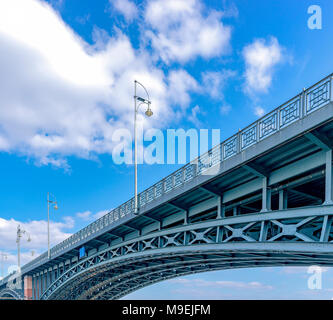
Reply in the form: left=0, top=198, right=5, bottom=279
left=145, top=105, right=153, bottom=117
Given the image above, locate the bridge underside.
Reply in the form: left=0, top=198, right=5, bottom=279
left=46, top=242, right=333, bottom=300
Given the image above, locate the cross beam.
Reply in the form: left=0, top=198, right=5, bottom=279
left=305, top=132, right=332, bottom=151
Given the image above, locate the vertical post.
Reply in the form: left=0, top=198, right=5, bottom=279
left=217, top=195, right=222, bottom=219
left=17, top=226, right=21, bottom=272
left=261, top=177, right=271, bottom=212
left=40, top=273, right=43, bottom=295
left=34, top=276, right=37, bottom=300
left=221, top=205, right=225, bottom=218
left=36, top=277, right=39, bottom=300
left=47, top=192, right=50, bottom=259
left=32, top=276, right=35, bottom=300
left=134, top=81, right=138, bottom=214
left=301, top=88, right=306, bottom=118
left=324, top=149, right=333, bottom=205
left=184, top=210, right=188, bottom=225
left=39, top=274, right=42, bottom=298
left=267, top=188, right=272, bottom=211
left=279, top=190, right=288, bottom=210
left=24, top=276, right=32, bottom=300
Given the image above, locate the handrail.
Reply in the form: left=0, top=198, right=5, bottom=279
left=14, top=73, right=333, bottom=275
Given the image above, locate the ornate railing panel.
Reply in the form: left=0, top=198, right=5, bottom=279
left=306, top=77, right=331, bottom=114
left=241, top=124, right=257, bottom=150
left=279, top=97, right=300, bottom=128
left=223, top=135, right=238, bottom=160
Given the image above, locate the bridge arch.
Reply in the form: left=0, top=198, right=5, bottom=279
left=0, top=288, right=23, bottom=300
left=40, top=205, right=333, bottom=300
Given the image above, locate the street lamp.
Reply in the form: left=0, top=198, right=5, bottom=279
left=0, top=252, right=7, bottom=279
left=134, top=80, right=153, bottom=215
left=16, top=225, right=31, bottom=272
left=47, top=192, right=58, bottom=259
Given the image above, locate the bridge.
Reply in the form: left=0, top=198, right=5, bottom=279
left=1, top=73, right=333, bottom=300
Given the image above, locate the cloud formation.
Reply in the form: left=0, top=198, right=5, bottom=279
left=243, top=37, right=284, bottom=94
left=110, top=0, right=138, bottom=22
left=170, top=277, right=273, bottom=290
left=0, top=217, right=73, bottom=257
left=0, top=0, right=207, bottom=168
left=144, top=0, right=231, bottom=64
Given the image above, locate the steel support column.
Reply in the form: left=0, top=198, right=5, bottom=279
left=217, top=195, right=225, bottom=219
left=261, top=177, right=271, bottom=212
left=324, top=149, right=333, bottom=205
left=279, top=190, right=288, bottom=210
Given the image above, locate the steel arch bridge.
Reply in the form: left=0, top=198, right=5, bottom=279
left=1, top=73, right=333, bottom=300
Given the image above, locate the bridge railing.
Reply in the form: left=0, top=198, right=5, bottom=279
left=0, top=271, right=18, bottom=288
left=19, top=73, right=333, bottom=275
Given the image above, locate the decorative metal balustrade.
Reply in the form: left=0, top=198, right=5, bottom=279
left=19, top=73, right=333, bottom=274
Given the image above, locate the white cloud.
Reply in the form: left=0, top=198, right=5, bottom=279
left=243, top=37, right=284, bottom=94
left=110, top=0, right=138, bottom=22
left=50, top=0, right=64, bottom=9
left=0, top=0, right=200, bottom=167
left=144, top=0, right=231, bottom=64
left=254, top=106, right=265, bottom=117
left=76, top=209, right=110, bottom=221
left=220, top=104, right=231, bottom=115
left=202, top=70, right=235, bottom=100
left=281, top=266, right=330, bottom=275
left=188, top=105, right=202, bottom=127
left=0, top=217, right=73, bottom=252
left=94, top=209, right=110, bottom=219
left=0, top=209, right=111, bottom=276
left=76, top=211, right=92, bottom=221
left=169, top=278, right=273, bottom=290
left=167, top=70, right=200, bottom=109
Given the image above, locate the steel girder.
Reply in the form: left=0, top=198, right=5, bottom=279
left=38, top=205, right=333, bottom=300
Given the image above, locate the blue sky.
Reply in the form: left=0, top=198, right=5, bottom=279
left=0, top=0, right=333, bottom=299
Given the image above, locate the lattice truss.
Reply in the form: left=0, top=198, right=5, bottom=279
left=0, top=288, right=23, bottom=300
left=39, top=209, right=333, bottom=300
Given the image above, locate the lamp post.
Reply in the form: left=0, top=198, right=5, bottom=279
left=16, top=225, right=31, bottom=272
left=47, top=192, right=58, bottom=259
left=134, top=80, right=153, bottom=215
left=0, top=252, right=7, bottom=279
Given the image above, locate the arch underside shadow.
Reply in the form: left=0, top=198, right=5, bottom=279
left=45, top=242, right=333, bottom=300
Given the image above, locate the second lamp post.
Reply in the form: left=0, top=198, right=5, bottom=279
left=134, top=80, right=153, bottom=215
left=47, top=192, right=58, bottom=259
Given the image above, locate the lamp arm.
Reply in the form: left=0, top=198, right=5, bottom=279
left=135, top=80, right=150, bottom=103
left=135, top=102, right=147, bottom=113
